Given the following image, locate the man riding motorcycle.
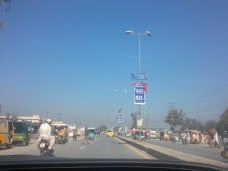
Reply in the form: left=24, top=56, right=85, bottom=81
left=181, top=131, right=188, bottom=145
left=37, top=119, right=56, bottom=156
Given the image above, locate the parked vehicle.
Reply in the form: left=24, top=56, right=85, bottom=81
left=13, top=121, right=31, bottom=146
left=0, top=119, right=14, bottom=149
left=133, top=130, right=145, bottom=140
left=160, top=131, right=169, bottom=141
left=125, top=133, right=130, bottom=137
left=145, top=130, right=151, bottom=139
left=150, top=133, right=156, bottom=139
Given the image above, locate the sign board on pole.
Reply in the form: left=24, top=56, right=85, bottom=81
left=118, top=113, right=123, bottom=123
left=137, top=119, right=143, bottom=127
left=131, top=72, right=148, bottom=80
left=134, top=83, right=145, bottom=105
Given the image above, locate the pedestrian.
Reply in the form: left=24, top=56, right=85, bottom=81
left=82, top=126, right=89, bottom=144
left=187, top=132, right=190, bottom=144
left=73, top=129, right=77, bottom=141
left=201, top=133, right=204, bottom=144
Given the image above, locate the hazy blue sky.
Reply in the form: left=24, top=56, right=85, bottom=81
left=1, top=0, right=228, bottom=128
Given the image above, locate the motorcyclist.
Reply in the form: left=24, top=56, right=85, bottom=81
left=181, top=131, right=187, bottom=144
left=37, top=119, right=56, bottom=156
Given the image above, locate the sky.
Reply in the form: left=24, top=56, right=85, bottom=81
left=0, top=0, right=228, bottom=128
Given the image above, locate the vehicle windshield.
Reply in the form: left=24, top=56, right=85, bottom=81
left=0, top=0, right=228, bottom=170
left=13, top=122, right=24, bottom=134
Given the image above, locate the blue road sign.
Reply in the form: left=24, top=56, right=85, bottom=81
left=118, top=113, right=123, bottom=123
left=131, top=72, right=148, bottom=80
left=134, top=83, right=145, bottom=105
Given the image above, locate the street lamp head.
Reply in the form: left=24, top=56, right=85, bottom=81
left=125, top=30, right=133, bottom=35
left=146, top=31, right=151, bottom=36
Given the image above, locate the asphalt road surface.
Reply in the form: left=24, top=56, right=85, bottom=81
left=0, top=136, right=154, bottom=161
left=144, top=138, right=228, bottom=163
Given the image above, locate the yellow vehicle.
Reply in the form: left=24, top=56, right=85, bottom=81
left=184, top=130, right=201, bottom=144
left=160, top=131, right=169, bottom=141
left=0, top=119, right=14, bottom=149
left=106, top=129, right=114, bottom=137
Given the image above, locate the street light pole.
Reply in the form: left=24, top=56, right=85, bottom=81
left=138, top=33, right=141, bottom=72
left=125, top=30, right=151, bottom=122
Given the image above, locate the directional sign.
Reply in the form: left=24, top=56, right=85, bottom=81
left=118, top=113, right=123, bottom=122
left=134, top=83, right=146, bottom=105
left=131, top=72, right=148, bottom=80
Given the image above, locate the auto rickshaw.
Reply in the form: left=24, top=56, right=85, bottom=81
left=221, top=131, right=228, bottom=159
left=13, top=121, right=31, bottom=146
left=55, top=125, right=69, bottom=144
left=106, top=129, right=114, bottom=137
left=87, top=128, right=96, bottom=140
left=184, top=130, right=201, bottom=144
left=0, top=119, right=14, bottom=149
left=160, top=131, right=169, bottom=141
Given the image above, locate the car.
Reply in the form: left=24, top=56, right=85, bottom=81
left=150, top=134, right=156, bottom=139
left=125, top=133, right=130, bottom=137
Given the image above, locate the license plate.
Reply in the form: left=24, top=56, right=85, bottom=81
left=40, top=143, right=45, bottom=148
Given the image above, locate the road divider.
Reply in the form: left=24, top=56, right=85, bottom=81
left=115, top=135, right=228, bottom=169
left=114, top=137, right=156, bottom=160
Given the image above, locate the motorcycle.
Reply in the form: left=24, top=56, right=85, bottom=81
left=181, top=136, right=188, bottom=145
left=39, top=139, right=54, bottom=157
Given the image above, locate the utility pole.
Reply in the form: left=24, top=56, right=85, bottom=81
left=146, top=114, right=149, bottom=129
left=0, top=105, right=1, bottom=116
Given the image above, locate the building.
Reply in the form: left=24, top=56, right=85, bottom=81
left=0, top=115, right=44, bottom=123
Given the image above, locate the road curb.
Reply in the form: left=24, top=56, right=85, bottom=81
left=115, top=135, right=181, bottom=161
left=115, top=135, right=228, bottom=169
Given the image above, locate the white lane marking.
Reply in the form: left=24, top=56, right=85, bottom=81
left=80, top=146, right=85, bottom=150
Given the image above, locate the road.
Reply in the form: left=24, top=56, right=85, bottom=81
left=0, top=136, right=154, bottom=161
left=143, top=138, right=228, bottom=163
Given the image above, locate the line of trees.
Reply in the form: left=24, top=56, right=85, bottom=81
left=95, top=124, right=107, bottom=132
left=164, top=107, right=228, bottom=135
left=0, top=0, right=11, bottom=29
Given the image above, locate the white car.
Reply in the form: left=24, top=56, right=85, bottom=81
left=150, top=134, right=156, bottom=139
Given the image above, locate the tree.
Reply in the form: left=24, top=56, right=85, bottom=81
left=131, top=113, right=137, bottom=129
left=96, top=124, right=107, bottom=132
left=216, top=108, right=228, bottom=135
left=204, top=120, right=217, bottom=132
left=180, top=117, right=192, bottom=131
left=0, top=0, right=10, bottom=29
left=180, top=117, right=204, bottom=133
left=164, top=109, right=185, bottom=131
